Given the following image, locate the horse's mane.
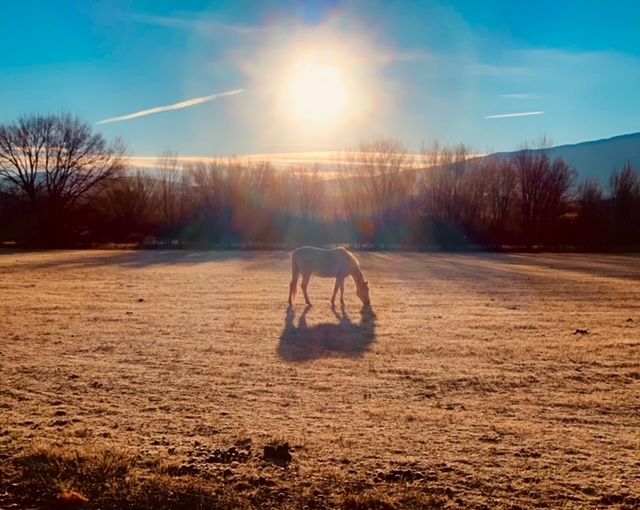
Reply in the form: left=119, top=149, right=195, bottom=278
left=342, top=248, right=365, bottom=285
left=341, top=247, right=358, bottom=263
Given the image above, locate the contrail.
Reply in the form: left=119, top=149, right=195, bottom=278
left=485, top=111, right=544, bottom=119
left=96, top=88, right=243, bottom=125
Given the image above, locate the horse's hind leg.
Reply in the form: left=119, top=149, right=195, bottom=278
left=331, top=275, right=345, bottom=307
left=288, top=279, right=297, bottom=306
left=289, top=269, right=299, bottom=306
left=301, top=273, right=312, bottom=306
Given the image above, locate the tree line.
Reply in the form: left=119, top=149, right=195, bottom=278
left=1, top=112, right=640, bottom=250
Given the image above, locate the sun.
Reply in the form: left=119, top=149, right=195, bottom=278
left=289, top=62, right=348, bottom=125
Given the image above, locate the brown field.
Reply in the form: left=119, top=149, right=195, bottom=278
left=1, top=249, right=639, bottom=509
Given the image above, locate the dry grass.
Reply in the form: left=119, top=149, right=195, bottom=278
left=1, top=249, right=639, bottom=509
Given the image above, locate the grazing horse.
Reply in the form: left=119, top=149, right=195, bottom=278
left=288, top=246, right=371, bottom=307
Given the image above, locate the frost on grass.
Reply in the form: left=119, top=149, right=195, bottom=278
left=1, top=250, right=639, bottom=509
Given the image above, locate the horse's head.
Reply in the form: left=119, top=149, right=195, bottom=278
left=357, top=280, right=370, bottom=306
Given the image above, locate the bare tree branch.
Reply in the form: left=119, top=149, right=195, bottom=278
left=0, top=112, right=127, bottom=243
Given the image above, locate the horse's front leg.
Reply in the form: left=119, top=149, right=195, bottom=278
left=331, top=275, right=345, bottom=307
left=301, top=274, right=312, bottom=306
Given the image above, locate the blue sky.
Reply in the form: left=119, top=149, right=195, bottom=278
left=2, top=0, right=639, bottom=161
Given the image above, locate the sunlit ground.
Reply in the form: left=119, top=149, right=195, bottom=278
left=1, top=250, right=639, bottom=508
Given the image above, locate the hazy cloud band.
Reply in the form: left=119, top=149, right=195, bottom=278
left=96, top=89, right=243, bottom=125
left=485, top=111, right=544, bottom=119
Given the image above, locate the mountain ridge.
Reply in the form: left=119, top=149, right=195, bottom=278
left=491, top=131, right=640, bottom=183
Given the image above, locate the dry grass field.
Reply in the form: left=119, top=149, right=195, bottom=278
left=1, top=249, right=639, bottom=509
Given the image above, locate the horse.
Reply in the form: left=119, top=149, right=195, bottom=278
left=288, top=246, right=370, bottom=307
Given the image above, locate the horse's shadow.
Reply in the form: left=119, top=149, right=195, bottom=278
left=277, top=305, right=377, bottom=362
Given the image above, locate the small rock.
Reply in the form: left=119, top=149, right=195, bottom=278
left=384, top=471, right=400, bottom=482
left=263, top=443, right=292, bottom=464
left=275, top=444, right=292, bottom=462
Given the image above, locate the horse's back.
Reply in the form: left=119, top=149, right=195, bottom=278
left=291, top=246, right=350, bottom=278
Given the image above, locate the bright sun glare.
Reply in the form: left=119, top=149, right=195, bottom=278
left=289, top=62, right=348, bottom=125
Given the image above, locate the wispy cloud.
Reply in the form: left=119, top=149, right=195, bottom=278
left=485, top=111, right=545, bottom=119
left=501, top=93, right=539, bottom=100
left=469, top=63, right=532, bottom=76
left=127, top=151, right=426, bottom=172
left=96, top=89, right=243, bottom=125
left=132, top=13, right=269, bottom=36
left=383, top=49, right=433, bottom=63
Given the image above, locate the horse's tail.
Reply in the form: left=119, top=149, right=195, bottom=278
left=288, top=251, right=299, bottom=305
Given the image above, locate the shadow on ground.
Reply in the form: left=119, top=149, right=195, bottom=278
left=277, top=305, right=377, bottom=362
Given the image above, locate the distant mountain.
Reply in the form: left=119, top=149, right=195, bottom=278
left=492, top=132, right=640, bottom=185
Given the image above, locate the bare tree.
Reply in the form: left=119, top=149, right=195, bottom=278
left=267, top=168, right=294, bottom=245
left=0, top=112, right=126, bottom=244
left=157, top=150, right=190, bottom=246
left=286, top=164, right=327, bottom=245
left=420, top=142, right=481, bottom=223
left=97, top=169, right=158, bottom=244
left=575, top=178, right=605, bottom=248
left=243, top=160, right=277, bottom=246
left=609, top=162, right=640, bottom=245
left=337, top=138, right=414, bottom=247
left=187, top=158, right=287, bottom=247
left=421, top=141, right=464, bottom=223
left=512, top=138, right=577, bottom=247
left=482, top=155, right=517, bottom=246
left=187, top=159, right=226, bottom=246
left=419, top=141, right=485, bottom=246
left=290, top=164, right=326, bottom=222
left=335, top=151, right=368, bottom=243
